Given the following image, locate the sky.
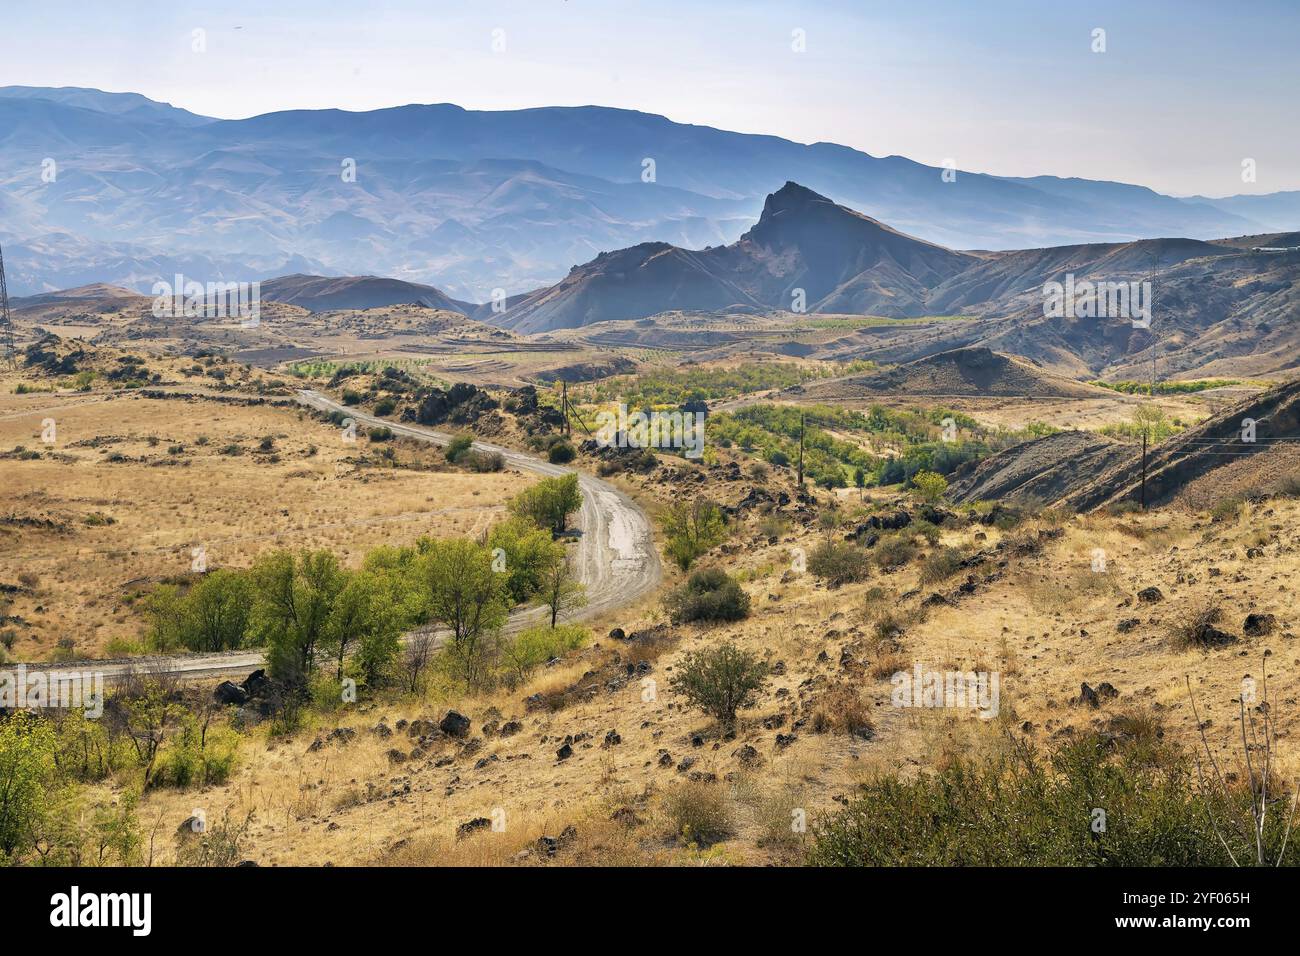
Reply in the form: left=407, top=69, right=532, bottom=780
left=1, top=0, right=1297, bottom=197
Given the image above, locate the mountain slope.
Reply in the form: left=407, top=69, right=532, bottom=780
left=260, top=274, right=471, bottom=313
left=801, top=347, right=1113, bottom=400
left=498, top=183, right=972, bottom=332
left=0, top=88, right=1293, bottom=298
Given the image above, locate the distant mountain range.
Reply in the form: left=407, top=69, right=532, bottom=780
left=2, top=85, right=1298, bottom=299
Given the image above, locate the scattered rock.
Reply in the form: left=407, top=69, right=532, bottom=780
left=439, top=710, right=471, bottom=738
left=1244, top=613, right=1277, bottom=637
left=456, top=817, right=492, bottom=840
left=214, top=681, right=248, bottom=706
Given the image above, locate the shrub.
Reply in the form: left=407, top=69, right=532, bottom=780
left=808, top=541, right=869, bottom=586
left=662, top=499, right=727, bottom=571
left=367, top=426, right=393, bottom=442
left=668, top=641, right=767, bottom=726
left=500, top=624, right=588, bottom=684
left=465, top=449, right=505, bottom=472
left=811, top=683, right=874, bottom=738
left=153, top=718, right=239, bottom=788
left=873, top=533, right=917, bottom=570
left=547, top=441, right=576, bottom=464
left=1209, top=496, right=1246, bottom=523
left=918, top=546, right=966, bottom=586
left=909, top=519, right=941, bottom=545
left=808, top=732, right=1298, bottom=866
left=373, top=398, right=396, bottom=416
left=175, top=810, right=254, bottom=867
left=664, top=782, right=734, bottom=847
left=445, top=433, right=474, bottom=463
left=1169, top=604, right=1237, bottom=650
left=666, top=568, right=751, bottom=624
left=910, top=470, right=948, bottom=503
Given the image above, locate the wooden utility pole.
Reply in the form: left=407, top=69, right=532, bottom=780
left=562, top=381, right=570, bottom=436
left=797, top=412, right=805, bottom=488
left=1140, top=429, right=1148, bottom=510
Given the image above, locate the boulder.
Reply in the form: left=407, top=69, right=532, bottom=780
left=439, top=710, right=472, bottom=738
left=241, top=669, right=273, bottom=698
left=214, top=681, right=248, bottom=706
left=456, top=817, right=492, bottom=840
left=1244, top=613, right=1277, bottom=637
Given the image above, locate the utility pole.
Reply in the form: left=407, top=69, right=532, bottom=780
left=562, top=380, right=571, bottom=437
left=797, top=412, right=805, bottom=488
left=1140, top=428, right=1148, bottom=510
left=0, top=241, right=15, bottom=369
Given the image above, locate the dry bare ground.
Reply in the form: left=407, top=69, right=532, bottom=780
left=136, top=480, right=1300, bottom=866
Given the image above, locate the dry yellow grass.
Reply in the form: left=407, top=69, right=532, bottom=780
left=9, top=348, right=1299, bottom=866
left=0, top=382, right=535, bottom=659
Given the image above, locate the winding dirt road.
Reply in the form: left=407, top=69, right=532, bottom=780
left=26, top=389, right=661, bottom=681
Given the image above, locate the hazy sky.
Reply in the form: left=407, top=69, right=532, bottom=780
left=2, top=0, right=1296, bottom=196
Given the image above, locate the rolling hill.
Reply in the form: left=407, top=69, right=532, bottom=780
left=798, top=347, right=1113, bottom=400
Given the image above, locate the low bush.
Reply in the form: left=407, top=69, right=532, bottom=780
left=918, top=546, right=966, bottom=586
left=500, top=624, right=589, bottom=684
left=668, top=640, right=767, bottom=727
left=547, top=441, right=576, bottom=464
left=873, top=533, right=917, bottom=570
left=808, top=731, right=1298, bottom=866
left=664, top=782, right=734, bottom=847
left=665, top=568, right=751, bottom=624
left=445, top=433, right=474, bottom=462
left=808, top=541, right=869, bottom=586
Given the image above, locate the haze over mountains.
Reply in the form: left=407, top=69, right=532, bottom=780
left=3, top=85, right=1300, bottom=301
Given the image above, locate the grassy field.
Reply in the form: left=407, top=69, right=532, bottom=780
left=0, top=381, right=534, bottom=660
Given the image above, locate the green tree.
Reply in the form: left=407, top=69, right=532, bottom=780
left=0, top=713, right=56, bottom=859
left=184, top=569, right=252, bottom=652
left=910, top=470, right=948, bottom=503
left=662, top=498, right=727, bottom=571
left=669, top=642, right=768, bottom=727
left=250, top=550, right=346, bottom=686
left=509, top=474, right=583, bottom=535
left=322, top=568, right=404, bottom=683
left=538, top=554, right=587, bottom=628
left=445, top=433, right=474, bottom=463
left=488, top=516, right=564, bottom=604
left=416, top=538, right=509, bottom=688
left=144, top=583, right=186, bottom=652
